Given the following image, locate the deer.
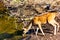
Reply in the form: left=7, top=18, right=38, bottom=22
left=23, top=11, right=60, bottom=36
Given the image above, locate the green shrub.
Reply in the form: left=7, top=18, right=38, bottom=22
left=0, top=15, right=23, bottom=34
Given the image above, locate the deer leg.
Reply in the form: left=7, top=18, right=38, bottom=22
left=23, top=23, right=32, bottom=34
left=38, top=24, right=45, bottom=35
left=54, top=20, right=59, bottom=32
left=35, top=27, right=39, bottom=36
left=49, top=20, right=57, bottom=35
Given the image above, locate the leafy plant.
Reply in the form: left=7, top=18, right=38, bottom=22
left=0, top=15, right=23, bottom=34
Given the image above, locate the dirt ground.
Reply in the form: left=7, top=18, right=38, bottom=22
left=22, top=27, right=60, bottom=40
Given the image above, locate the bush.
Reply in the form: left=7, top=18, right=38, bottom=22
left=0, top=15, right=23, bottom=34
